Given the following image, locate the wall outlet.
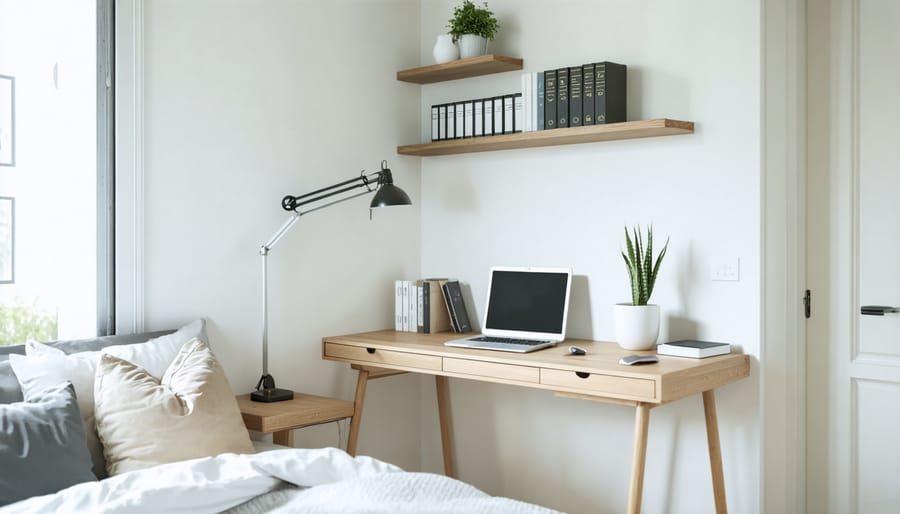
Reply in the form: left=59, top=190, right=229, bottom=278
left=711, top=256, right=740, bottom=281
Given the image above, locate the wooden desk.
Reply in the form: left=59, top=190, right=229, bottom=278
left=322, top=330, right=750, bottom=514
left=236, top=393, right=354, bottom=447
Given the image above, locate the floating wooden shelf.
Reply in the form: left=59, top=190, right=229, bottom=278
left=397, top=118, right=695, bottom=156
left=397, top=54, right=523, bottom=84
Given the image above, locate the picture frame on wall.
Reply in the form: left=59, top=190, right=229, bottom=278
left=0, top=75, right=15, bottom=167
left=0, top=197, right=13, bottom=283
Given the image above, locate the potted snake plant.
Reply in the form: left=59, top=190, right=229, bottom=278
left=615, top=225, right=669, bottom=350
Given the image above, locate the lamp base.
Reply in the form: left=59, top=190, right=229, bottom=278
left=250, top=387, right=294, bottom=403
left=251, top=373, right=294, bottom=402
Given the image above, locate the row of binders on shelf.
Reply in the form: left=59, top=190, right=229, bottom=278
left=395, top=278, right=472, bottom=334
left=428, top=61, right=627, bottom=142
left=431, top=94, right=523, bottom=141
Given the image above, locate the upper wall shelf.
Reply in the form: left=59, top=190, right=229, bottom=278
left=397, top=119, right=695, bottom=157
left=397, top=54, right=524, bottom=84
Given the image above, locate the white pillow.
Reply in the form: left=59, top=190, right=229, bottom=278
left=94, top=338, right=254, bottom=475
left=10, top=320, right=208, bottom=478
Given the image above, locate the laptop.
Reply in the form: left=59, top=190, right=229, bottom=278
left=444, top=266, right=573, bottom=353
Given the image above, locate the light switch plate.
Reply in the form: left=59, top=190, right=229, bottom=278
left=712, top=256, right=740, bottom=281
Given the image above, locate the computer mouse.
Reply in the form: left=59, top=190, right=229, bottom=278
left=619, top=354, right=659, bottom=365
left=568, top=345, right=586, bottom=356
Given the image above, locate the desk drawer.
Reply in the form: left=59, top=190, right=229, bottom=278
left=443, top=357, right=539, bottom=383
left=324, top=343, right=441, bottom=371
left=540, top=368, right=656, bottom=399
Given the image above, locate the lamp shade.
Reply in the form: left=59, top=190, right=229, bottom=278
left=370, top=184, right=412, bottom=208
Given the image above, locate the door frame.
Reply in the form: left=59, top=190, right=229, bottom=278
left=761, top=0, right=807, bottom=512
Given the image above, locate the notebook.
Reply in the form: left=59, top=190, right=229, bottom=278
left=444, top=266, right=573, bottom=353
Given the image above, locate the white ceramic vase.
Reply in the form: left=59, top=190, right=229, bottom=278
left=613, top=303, right=660, bottom=351
left=432, top=34, right=459, bottom=64
left=457, top=34, right=488, bottom=59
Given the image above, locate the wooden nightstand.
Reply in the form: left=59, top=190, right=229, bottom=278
left=236, top=393, right=355, bottom=448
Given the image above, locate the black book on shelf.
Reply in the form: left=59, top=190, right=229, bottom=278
left=595, top=61, right=627, bottom=124
left=544, top=69, right=557, bottom=129
left=568, top=66, right=582, bottom=127
left=556, top=67, right=569, bottom=129
left=582, top=64, right=595, bottom=125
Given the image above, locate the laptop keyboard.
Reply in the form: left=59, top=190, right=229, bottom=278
left=470, top=336, right=551, bottom=346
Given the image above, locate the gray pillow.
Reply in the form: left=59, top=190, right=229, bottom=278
left=0, top=381, right=96, bottom=506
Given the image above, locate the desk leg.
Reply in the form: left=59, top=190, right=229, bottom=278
left=627, top=402, right=651, bottom=514
left=273, top=429, right=293, bottom=447
left=435, top=375, right=457, bottom=478
left=346, top=368, right=370, bottom=457
left=703, top=389, right=728, bottom=513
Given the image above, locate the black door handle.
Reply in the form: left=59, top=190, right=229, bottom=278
left=861, top=305, right=900, bottom=316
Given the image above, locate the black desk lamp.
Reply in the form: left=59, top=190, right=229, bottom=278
left=251, top=161, right=411, bottom=402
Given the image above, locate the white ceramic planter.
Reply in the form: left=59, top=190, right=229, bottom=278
left=432, top=34, right=459, bottom=64
left=458, top=34, right=488, bottom=59
left=613, top=303, right=660, bottom=350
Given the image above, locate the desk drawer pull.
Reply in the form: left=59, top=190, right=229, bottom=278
left=366, top=347, right=376, bottom=354
left=575, top=371, right=590, bottom=379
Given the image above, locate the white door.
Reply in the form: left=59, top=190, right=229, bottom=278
left=807, top=0, right=900, bottom=513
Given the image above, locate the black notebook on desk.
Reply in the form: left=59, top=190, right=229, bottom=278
left=445, top=266, right=573, bottom=353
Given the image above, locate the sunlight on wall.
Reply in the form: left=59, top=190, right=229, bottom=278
left=0, top=0, right=97, bottom=342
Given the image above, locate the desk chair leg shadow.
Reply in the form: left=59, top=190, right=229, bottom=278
left=345, top=365, right=457, bottom=478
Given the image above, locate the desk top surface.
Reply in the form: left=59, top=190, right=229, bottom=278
left=322, top=329, right=750, bottom=382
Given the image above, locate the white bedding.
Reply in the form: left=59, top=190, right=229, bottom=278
left=2, top=448, right=560, bottom=514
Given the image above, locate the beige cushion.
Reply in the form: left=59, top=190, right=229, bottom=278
left=94, top=338, right=254, bottom=476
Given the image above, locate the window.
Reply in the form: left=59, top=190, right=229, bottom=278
left=0, top=0, right=113, bottom=345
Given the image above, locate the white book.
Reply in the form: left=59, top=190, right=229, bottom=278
left=521, top=73, right=532, bottom=132
left=417, top=283, right=424, bottom=332
left=395, top=280, right=403, bottom=331
left=455, top=103, right=465, bottom=140
left=438, top=105, right=446, bottom=140
left=657, top=340, right=731, bottom=359
left=493, top=97, right=503, bottom=134
left=474, top=100, right=483, bottom=136
left=407, top=282, right=418, bottom=332
left=445, top=105, right=454, bottom=139
left=464, top=102, right=474, bottom=138
left=503, top=96, right=514, bottom=134
left=400, top=280, right=409, bottom=331
left=514, top=94, right=523, bottom=133
left=431, top=106, right=439, bottom=141
left=484, top=99, right=493, bottom=135
left=532, top=72, right=539, bottom=131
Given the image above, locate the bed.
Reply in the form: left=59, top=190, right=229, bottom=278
left=0, top=321, right=559, bottom=513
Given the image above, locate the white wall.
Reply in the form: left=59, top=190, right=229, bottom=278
left=417, top=1, right=761, bottom=513
left=134, top=0, right=762, bottom=512
left=137, top=0, right=423, bottom=470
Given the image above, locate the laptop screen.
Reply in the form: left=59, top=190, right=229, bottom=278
left=483, top=267, right=572, bottom=341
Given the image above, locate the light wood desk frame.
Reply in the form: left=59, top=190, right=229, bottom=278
left=323, top=330, right=749, bottom=514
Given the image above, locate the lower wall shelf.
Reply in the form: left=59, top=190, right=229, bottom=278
left=397, top=118, right=694, bottom=157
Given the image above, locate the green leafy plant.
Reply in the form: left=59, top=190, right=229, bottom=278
left=447, top=1, right=500, bottom=42
left=0, top=299, right=59, bottom=346
left=621, top=225, right=669, bottom=306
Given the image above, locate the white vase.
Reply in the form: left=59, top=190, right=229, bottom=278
left=613, top=304, right=660, bottom=351
left=458, top=34, right=488, bottom=59
left=432, top=34, right=459, bottom=64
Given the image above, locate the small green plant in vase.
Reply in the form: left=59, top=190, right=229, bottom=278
left=447, top=1, right=500, bottom=58
left=615, top=225, right=669, bottom=350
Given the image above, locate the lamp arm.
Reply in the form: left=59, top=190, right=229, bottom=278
left=282, top=171, right=384, bottom=212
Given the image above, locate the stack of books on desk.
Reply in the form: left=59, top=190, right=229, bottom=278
left=394, top=279, right=472, bottom=334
